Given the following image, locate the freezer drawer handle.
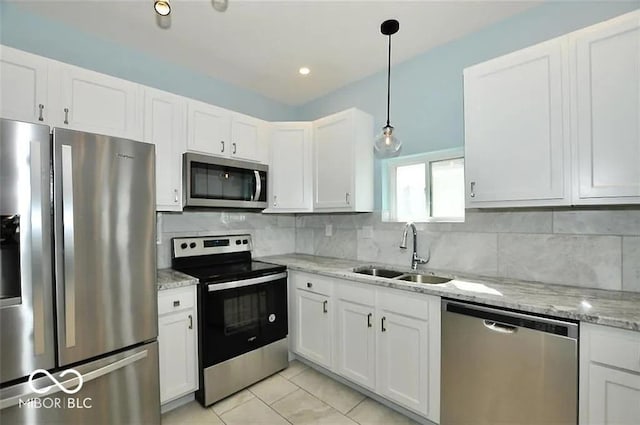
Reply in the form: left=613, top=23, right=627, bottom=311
left=0, top=349, right=148, bottom=410
left=483, top=320, right=517, bottom=334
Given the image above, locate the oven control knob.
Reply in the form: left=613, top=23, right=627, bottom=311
left=236, top=240, right=241, bottom=245
left=180, top=243, right=188, bottom=249
left=190, top=242, right=196, bottom=249
left=268, top=314, right=276, bottom=323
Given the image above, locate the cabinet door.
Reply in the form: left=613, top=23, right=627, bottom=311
left=336, top=297, right=376, bottom=390
left=464, top=38, right=570, bottom=207
left=268, top=123, right=313, bottom=211
left=158, top=309, right=197, bottom=403
left=144, top=88, right=186, bottom=211
left=586, top=364, right=640, bottom=425
left=572, top=10, right=640, bottom=204
left=0, top=46, right=49, bottom=124
left=187, top=100, right=231, bottom=156
left=295, top=289, right=332, bottom=369
left=231, top=114, right=265, bottom=163
left=55, top=64, right=142, bottom=140
left=314, top=112, right=354, bottom=210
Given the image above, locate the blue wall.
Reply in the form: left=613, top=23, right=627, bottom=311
left=296, top=1, right=639, bottom=209
left=0, top=2, right=296, bottom=121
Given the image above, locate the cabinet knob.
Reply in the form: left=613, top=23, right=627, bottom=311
left=38, top=104, right=45, bottom=122
left=470, top=181, right=476, bottom=198
left=64, top=108, right=69, bottom=125
left=220, top=141, right=225, bottom=153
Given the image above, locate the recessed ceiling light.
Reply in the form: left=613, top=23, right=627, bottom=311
left=154, top=0, right=171, bottom=16
left=299, top=67, right=311, bottom=76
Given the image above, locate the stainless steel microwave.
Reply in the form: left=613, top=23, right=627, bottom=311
left=183, top=153, right=268, bottom=209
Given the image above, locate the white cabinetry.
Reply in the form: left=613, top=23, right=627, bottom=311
left=265, top=122, right=313, bottom=212
left=187, top=100, right=267, bottom=163
left=52, top=63, right=143, bottom=140
left=290, top=272, right=334, bottom=370
left=571, top=11, right=640, bottom=204
left=464, top=10, right=640, bottom=207
left=579, top=323, right=640, bottom=425
left=0, top=46, right=49, bottom=124
left=158, top=286, right=198, bottom=404
left=313, top=108, right=374, bottom=212
left=464, top=37, right=571, bottom=207
left=144, top=87, right=186, bottom=211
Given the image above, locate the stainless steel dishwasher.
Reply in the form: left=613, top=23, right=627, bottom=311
left=441, top=299, right=578, bottom=425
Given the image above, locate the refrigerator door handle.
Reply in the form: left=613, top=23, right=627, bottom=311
left=0, top=349, right=148, bottom=410
left=29, top=140, right=46, bottom=356
left=60, top=144, right=77, bottom=348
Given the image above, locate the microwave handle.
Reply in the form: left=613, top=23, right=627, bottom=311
left=253, top=170, right=262, bottom=201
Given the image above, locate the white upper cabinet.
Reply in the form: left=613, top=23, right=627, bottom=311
left=464, top=37, right=571, bottom=207
left=186, top=99, right=231, bottom=156
left=313, top=108, right=374, bottom=212
left=51, top=63, right=143, bottom=140
left=265, top=122, right=313, bottom=212
left=0, top=46, right=49, bottom=124
left=230, top=113, right=267, bottom=163
left=571, top=10, right=640, bottom=204
left=144, top=87, right=187, bottom=211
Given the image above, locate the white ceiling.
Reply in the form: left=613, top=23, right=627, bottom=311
left=11, top=0, right=541, bottom=105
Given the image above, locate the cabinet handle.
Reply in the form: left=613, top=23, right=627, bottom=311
left=220, top=141, right=225, bottom=153
left=38, top=104, right=45, bottom=121
left=381, top=316, right=386, bottom=332
left=64, top=108, right=69, bottom=125
left=232, top=142, right=237, bottom=154
left=323, top=300, right=328, bottom=314
left=470, top=181, right=476, bottom=198
left=188, top=314, right=193, bottom=330
left=307, top=282, right=312, bottom=288
left=174, top=189, right=179, bottom=203
left=273, top=195, right=278, bottom=207
left=345, top=192, right=350, bottom=205
left=367, top=313, right=372, bottom=328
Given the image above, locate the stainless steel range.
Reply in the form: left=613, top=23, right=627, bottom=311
left=172, top=234, right=288, bottom=406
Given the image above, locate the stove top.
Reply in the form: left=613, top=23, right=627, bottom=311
left=176, top=260, right=286, bottom=284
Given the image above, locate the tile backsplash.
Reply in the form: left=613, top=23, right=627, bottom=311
left=158, top=208, right=640, bottom=293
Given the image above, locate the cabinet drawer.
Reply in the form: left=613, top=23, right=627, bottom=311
left=586, top=324, right=640, bottom=373
left=291, top=271, right=333, bottom=296
left=158, top=286, right=196, bottom=316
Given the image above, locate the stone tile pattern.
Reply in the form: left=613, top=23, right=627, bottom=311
left=294, top=209, right=640, bottom=293
left=157, top=269, right=198, bottom=291
left=161, top=360, right=418, bottom=425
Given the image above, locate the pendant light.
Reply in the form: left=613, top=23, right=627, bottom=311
left=374, top=19, right=402, bottom=158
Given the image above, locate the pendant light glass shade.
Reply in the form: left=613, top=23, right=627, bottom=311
left=374, top=125, right=401, bottom=156
left=375, top=19, right=401, bottom=158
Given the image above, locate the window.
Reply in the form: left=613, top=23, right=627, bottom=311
left=384, top=148, right=465, bottom=222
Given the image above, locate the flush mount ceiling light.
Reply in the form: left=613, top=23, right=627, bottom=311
left=299, top=67, right=311, bottom=76
left=212, top=0, right=229, bottom=12
left=374, top=19, right=402, bottom=158
left=154, top=0, right=171, bottom=16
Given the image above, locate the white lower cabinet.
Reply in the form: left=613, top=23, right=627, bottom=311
left=158, top=286, right=198, bottom=404
left=579, top=323, right=640, bottom=425
left=290, top=271, right=440, bottom=422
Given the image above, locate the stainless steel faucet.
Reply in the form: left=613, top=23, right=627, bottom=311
left=399, top=222, right=429, bottom=270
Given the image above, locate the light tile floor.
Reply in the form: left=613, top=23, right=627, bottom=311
left=162, top=360, right=419, bottom=425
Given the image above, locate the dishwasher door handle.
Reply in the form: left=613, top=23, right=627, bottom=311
left=483, top=320, right=517, bottom=334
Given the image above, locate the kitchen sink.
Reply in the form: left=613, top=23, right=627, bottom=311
left=396, top=274, right=451, bottom=284
left=353, top=267, right=404, bottom=279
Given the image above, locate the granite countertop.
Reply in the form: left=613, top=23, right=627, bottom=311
left=258, top=254, right=640, bottom=332
left=157, top=269, right=198, bottom=291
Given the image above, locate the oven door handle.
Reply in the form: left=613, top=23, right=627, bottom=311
left=208, top=272, right=287, bottom=292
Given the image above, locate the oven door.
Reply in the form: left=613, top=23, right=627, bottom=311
left=200, top=272, right=287, bottom=368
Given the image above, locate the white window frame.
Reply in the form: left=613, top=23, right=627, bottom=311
left=386, top=147, right=464, bottom=223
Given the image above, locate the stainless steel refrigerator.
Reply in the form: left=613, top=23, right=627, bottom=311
left=0, top=118, right=160, bottom=424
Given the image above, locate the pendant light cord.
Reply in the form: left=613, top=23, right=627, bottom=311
left=386, top=33, right=391, bottom=127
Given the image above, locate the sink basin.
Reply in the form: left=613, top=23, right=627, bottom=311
left=353, top=267, right=404, bottom=279
left=397, top=274, right=451, bottom=284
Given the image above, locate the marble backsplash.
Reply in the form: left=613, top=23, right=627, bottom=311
left=294, top=209, right=640, bottom=293
left=156, top=211, right=296, bottom=269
